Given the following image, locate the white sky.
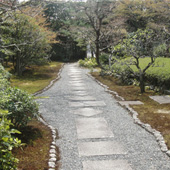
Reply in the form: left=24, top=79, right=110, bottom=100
left=18, top=0, right=29, bottom=2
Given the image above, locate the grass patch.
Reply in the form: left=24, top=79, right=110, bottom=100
left=92, top=72, right=170, bottom=150
left=9, top=62, right=63, bottom=94
left=13, top=120, right=59, bottom=170
left=129, top=57, right=170, bottom=83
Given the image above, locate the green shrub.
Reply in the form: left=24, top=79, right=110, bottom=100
left=0, top=65, right=10, bottom=91
left=1, top=88, right=39, bottom=129
left=111, top=61, right=134, bottom=85
left=78, top=58, right=98, bottom=68
left=0, top=110, right=21, bottom=170
left=99, top=53, right=109, bottom=65
left=0, top=64, right=11, bottom=80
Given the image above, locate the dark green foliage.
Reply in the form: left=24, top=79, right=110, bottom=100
left=1, top=88, right=39, bottom=129
left=0, top=110, right=21, bottom=170
left=100, top=54, right=109, bottom=65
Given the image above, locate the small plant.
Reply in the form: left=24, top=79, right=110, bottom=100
left=0, top=110, right=21, bottom=170
left=78, top=58, right=98, bottom=68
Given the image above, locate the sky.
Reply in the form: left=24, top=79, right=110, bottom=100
left=18, top=0, right=29, bottom=2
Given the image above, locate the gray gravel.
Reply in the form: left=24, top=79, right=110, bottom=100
left=37, top=63, right=170, bottom=170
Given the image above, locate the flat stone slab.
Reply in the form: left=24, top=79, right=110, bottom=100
left=69, top=101, right=106, bottom=107
left=69, top=83, right=85, bottom=86
left=69, top=96, right=96, bottom=101
left=78, top=141, right=127, bottom=156
left=70, top=78, right=83, bottom=81
left=69, top=76, right=82, bottom=78
left=72, top=91, right=88, bottom=96
left=155, top=109, right=170, bottom=114
left=83, top=160, right=132, bottom=170
left=72, top=108, right=102, bottom=117
left=149, top=95, right=170, bottom=104
left=83, top=101, right=106, bottom=107
left=72, top=87, right=86, bottom=91
left=69, top=102, right=84, bottom=107
left=118, top=101, right=143, bottom=106
left=69, top=81, right=83, bottom=83
left=76, top=118, right=114, bottom=139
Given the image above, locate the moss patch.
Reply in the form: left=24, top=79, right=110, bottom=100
left=13, top=120, right=59, bottom=170
left=9, top=62, right=63, bottom=94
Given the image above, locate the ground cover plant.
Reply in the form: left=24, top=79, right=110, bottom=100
left=91, top=72, right=170, bottom=150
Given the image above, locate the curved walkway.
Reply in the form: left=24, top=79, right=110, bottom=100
left=37, top=63, right=170, bottom=170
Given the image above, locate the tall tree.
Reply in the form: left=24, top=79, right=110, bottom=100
left=1, top=12, right=56, bottom=76
left=73, top=0, right=124, bottom=65
left=122, top=28, right=168, bottom=93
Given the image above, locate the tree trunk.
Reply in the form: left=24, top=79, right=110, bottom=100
left=95, top=30, right=100, bottom=66
left=139, top=73, right=145, bottom=93
left=95, top=44, right=100, bottom=65
left=16, top=55, right=22, bottom=76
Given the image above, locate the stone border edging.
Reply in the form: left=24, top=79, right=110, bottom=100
left=33, top=63, right=64, bottom=96
left=34, top=64, right=64, bottom=170
left=87, top=73, right=170, bottom=157
left=38, top=117, right=58, bottom=170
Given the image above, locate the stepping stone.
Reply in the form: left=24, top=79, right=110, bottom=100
left=70, top=78, right=83, bottom=81
left=72, top=91, right=88, bottom=96
left=69, top=102, right=84, bottom=107
left=72, top=87, right=86, bottom=91
left=70, top=76, right=82, bottom=78
left=69, top=96, right=96, bottom=101
left=70, top=83, right=85, bottom=87
left=83, top=160, right=132, bottom=170
left=118, top=101, right=143, bottom=106
left=155, top=109, right=170, bottom=114
left=149, top=95, right=170, bottom=104
left=76, top=118, right=114, bottom=139
left=73, top=108, right=102, bottom=117
left=69, top=81, right=83, bottom=83
left=69, top=101, right=106, bottom=107
left=84, top=101, right=106, bottom=107
left=78, top=141, right=127, bottom=156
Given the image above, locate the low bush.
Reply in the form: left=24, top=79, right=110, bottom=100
left=99, top=53, right=109, bottom=65
left=111, top=61, right=134, bottom=85
left=0, top=64, right=11, bottom=80
left=1, top=88, right=39, bottom=129
left=79, top=58, right=98, bottom=68
left=0, top=110, right=21, bottom=170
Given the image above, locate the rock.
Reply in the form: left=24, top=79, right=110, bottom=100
left=49, top=149, right=56, bottom=154
left=48, top=161, right=55, bottom=168
left=50, top=145, right=56, bottom=149
left=49, top=154, right=56, bottom=158
left=166, top=150, right=170, bottom=157
left=49, top=157, right=57, bottom=162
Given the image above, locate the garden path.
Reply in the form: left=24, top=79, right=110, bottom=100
left=37, top=63, right=170, bottom=170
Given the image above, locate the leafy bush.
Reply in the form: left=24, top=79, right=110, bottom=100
left=78, top=58, right=98, bottom=68
left=0, top=110, right=21, bottom=170
left=0, top=64, right=11, bottom=80
left=99, top=53, right=109, bottom=65
left=1, top=88, right=39, bottom=129
left=111, top=61, right=134, bottom=85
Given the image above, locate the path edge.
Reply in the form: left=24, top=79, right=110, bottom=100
left=33, top=63, right=64, bottom=96
left=34, top=64, right=64, bottom=170
left=87, top=72, right=170, bottom=157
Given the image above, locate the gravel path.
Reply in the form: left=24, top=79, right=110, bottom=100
left=37, top=63, right=170, bottom=170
